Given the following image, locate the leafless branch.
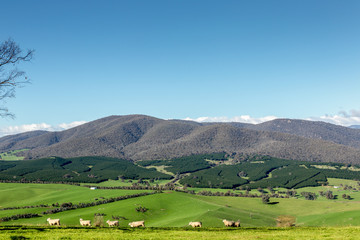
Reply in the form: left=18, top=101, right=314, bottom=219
left=0, top=38, right=34, bottom=118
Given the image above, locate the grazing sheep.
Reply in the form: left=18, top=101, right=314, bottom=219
left=188, top=221, right=202, bottom=228
left=222, top=219, right=235, bottom=227
left=79, top=218, right=91, bottom=226
left=128, top=220, right=145, bottom=227
left=234, top=220, right=241, bottom=227
left=106, top=220, right=119, bottom=227
left=47, top=218, right=60, bottom=226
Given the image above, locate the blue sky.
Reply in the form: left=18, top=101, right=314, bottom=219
left=0, top=0, right=360, bottom=135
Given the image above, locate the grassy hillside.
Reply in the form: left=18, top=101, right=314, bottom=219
left=2, top=182, right=360, bottom=228
left=0, top=149, right=27, bottom=161
left=0, top=183, right=151, bottom=209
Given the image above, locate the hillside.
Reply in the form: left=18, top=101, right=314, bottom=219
left=245, top=119, right=360, bottom=149
left=0, top=130, right=49, bottom=150
left=3, top=183, right=360, bottom=229
left=1, top=115, right=360, bottom=164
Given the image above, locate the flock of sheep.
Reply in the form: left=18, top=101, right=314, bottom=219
left=188, top=219, right=240, bottom=228
left=46, top=218, right=145, bottom=227
left=47, top=218, right=240, bottom=228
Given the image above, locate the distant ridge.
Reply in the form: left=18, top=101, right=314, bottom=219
left=2, top=115, right=360, bottom=164
left=243, top=119, right=360, bottom=149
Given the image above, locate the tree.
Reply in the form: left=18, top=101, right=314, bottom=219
left=300, top=191, right=317, bottom=200
left=0, top=38, right=34, bottom=117
left=324, top=190, right=335, bottom=200
left=262, top=195, right=270, bottom=204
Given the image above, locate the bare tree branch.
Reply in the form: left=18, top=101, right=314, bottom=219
left=0, top=38, right=34, bottom=118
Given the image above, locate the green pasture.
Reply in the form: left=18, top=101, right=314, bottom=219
left=0, top=149, right=27, bottom=161
left=0, top=183, right=150, bottom=208
left=327, top=178, right=359, bottom=187
left=0, top=226, right=359, bottom=240
left=2, top=183, right=360, bottom=228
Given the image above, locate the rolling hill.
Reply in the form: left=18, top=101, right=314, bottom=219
left=1, top=115, right=360, bottom=164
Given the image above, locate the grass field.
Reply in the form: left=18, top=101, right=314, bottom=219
left=2, top=182, right=360, bottom=228
left=0, top=149, right=27, bottom=161
left=0, top=226, right=359, bottom=240
left=0, top=183, right=151, bottom=208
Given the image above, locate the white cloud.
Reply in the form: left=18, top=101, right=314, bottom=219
left=58, top=121, right=88, bottom=130
left=184, top=115, right=278, bottom=124
left=307, top=115, right=360, bottom=127
left=0, top=121, right=87, bottom=137
left=185, top=111, right=360, bottom=127
left=305, top=109, right=360, bottom=126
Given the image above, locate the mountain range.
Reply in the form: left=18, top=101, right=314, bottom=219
left=1, top=115, right=360, bottom=164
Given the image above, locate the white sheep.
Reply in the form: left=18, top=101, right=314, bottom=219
left=47, top=218, right=60, bottom=226
left=128, top=220, right=145, bottom=227
left=106, top=220, right=119, bottom=227
left=79, top=218, right=91, bottom=226
left=189, top=221, right=202, bottom=228
left=234, top=220, right=241, bottom=227
left=222, top=219, right=235, bottom=227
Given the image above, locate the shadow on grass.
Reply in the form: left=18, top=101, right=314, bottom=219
left=10, top=236, right=30, bottom=240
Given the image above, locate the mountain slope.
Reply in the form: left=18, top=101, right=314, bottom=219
left=2, top=115, right=360, bottom=164
left=125, top=124, right=360, bottom=163
left=245, top=119, right=360, bottom=149
left=23, top=115, right=165, bottom=159
left=0, top=130, right=49, bottom=150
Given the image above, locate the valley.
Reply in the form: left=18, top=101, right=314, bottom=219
left=1, top=115, right=360, bottom=238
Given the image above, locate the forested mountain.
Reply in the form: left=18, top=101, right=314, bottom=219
left=1, top=115, right=360, bottom=164
left=244, top=119, right=360, bottom=149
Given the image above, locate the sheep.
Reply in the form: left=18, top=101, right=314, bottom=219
left=47, top=218, right=60, bottom=226
left=106, top=220, right=119, bottom=227
left=234, top=220, right=241, bottom=227
left=222, top=219, right=235, bottom=227
left=188, top=221, right=202, bottom=228
left=128, top=220, right=145, bottom=227
left=79, top=218, right=91, bottom=226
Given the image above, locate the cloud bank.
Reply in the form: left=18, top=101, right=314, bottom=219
left=185, top=109, right=360, bottom=127
left=307, top=111, right=360, bottom=127
left=184, top=115, right=278, bottom=124
left=0, top=121, right=87, bottom=137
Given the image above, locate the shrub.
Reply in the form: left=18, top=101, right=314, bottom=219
left=135, top=206, right=148, bottom=213
left=262, top=195, right=270, bottom=204
left=276, top=215, right=296, bottom=227
left=94, top=213, right=106, bottom=227
left=301, top=192, right=317, bottom=200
